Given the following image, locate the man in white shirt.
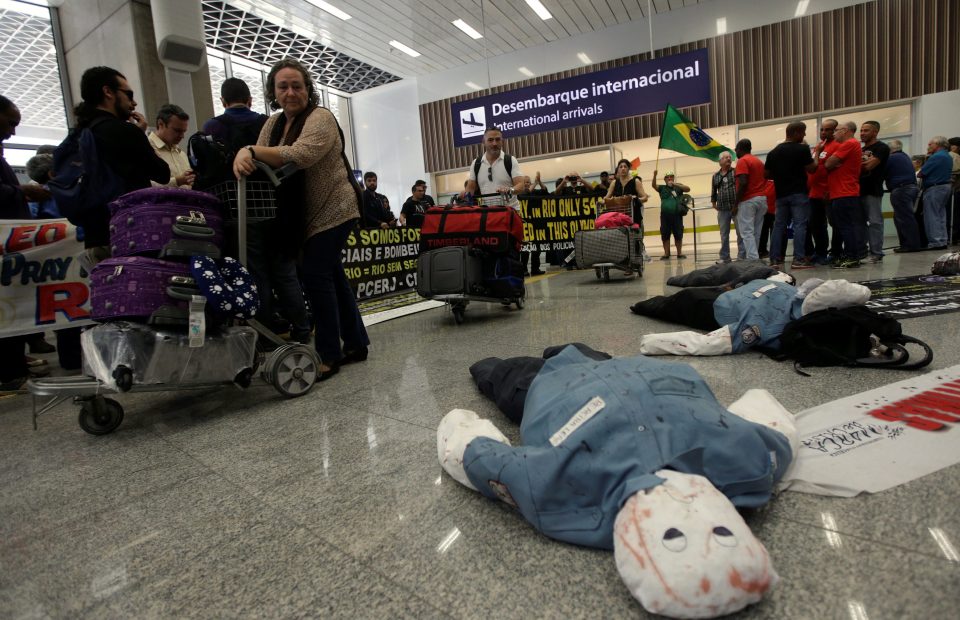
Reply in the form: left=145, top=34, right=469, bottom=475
left=464, top=126, right=524, bottom=209
left=149, top=104, right=195, bottom=188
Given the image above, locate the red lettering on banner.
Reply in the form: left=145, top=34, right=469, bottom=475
left=35, top=223, right=67, bottom=246
left=36, top=282, right=90, bottom=323
left=6, top=225, right=36, bottom=253
left=911, top=394, right=960, bottom=419
left=868, top=407, right=945, bottom=431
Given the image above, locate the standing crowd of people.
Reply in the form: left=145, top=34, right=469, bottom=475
left=710, top=119, right=960, bottom=269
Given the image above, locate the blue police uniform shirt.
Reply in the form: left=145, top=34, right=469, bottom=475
left=920, top=150, right=953, bottom=187
left=462, top=346, right=793, bottom=550
left=713, top=280, right=803, bottom=353
left=884, top=151, right=918, bottom=190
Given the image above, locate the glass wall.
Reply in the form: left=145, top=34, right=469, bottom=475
left=0, top=0, right=68, bottom=167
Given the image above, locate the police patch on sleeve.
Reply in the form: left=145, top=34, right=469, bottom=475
left=741, top=325, right=761, bottom=345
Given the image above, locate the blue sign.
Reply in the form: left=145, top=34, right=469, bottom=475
left=450, top=48, right=710, bottom=147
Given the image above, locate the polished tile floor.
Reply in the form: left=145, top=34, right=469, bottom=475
left=2, top=245, right=959, bottom=619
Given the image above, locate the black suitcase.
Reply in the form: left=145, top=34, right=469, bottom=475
left=417, top=246, right=485, bottom=297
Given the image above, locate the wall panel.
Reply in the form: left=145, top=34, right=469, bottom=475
left=419, top=0, right=959, bottom=172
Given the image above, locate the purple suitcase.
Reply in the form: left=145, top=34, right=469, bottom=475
left=90, top=256, right=198, bottom=323
left=108, top=187, right=224, bottom=258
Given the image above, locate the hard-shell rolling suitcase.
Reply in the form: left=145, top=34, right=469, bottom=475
left=574, top=227, right=644, bottom=270
left=89, top=256, right=199, bottom=324
left=417, top=246, right=485, bottom=297
left=108, top=187, right=224, bottom=259
left=81, top=321, right=258, bottom=391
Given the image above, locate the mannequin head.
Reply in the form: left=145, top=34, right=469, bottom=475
left=613, top=470, right=777, bottom=618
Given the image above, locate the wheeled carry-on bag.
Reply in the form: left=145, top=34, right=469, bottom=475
left=417, top=246, right=486, bottom=297
left=419, top=204, right=524, bottom=255
left=108, top=187, right=224, bottom=259
left=81, top=322, right=258, bottom=392
left=89, top=256, right=200, bottom=325
left=574, top=227, right=645, bottom=271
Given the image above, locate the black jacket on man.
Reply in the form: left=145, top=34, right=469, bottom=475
left=82, top=110, right=169, bottom=246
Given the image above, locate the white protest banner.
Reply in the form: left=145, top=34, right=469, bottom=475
left=781, top=365, right=960, bottom=497
left=0, top=218, right=93, bottom=337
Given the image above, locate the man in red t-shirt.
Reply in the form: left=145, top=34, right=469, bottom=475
left=825, top=121, right=864, bottom=268
left=806, top=119, right=837, bottom=263
left=734, top=139, right=768, bottom=260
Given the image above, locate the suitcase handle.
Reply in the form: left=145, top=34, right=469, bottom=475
left=167, top=285, right=201, bottom=301
left=172, top=222, right=216, bottom=239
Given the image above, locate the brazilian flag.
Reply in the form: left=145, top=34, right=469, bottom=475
left=658, top=104, right=732, bottom=162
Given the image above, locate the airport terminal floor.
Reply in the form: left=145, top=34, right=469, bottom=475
left=2, top=248, right=959, bottom=618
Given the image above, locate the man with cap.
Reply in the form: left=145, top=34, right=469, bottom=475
left=651, top=169, right=690, bottom=260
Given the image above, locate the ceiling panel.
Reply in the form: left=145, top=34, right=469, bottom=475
left=207, top=0, right=709, bottom=93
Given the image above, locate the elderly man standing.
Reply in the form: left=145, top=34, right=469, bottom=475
left=711, top=151, right=738, bottom=264
left=733, top=139, right=767, bottom=261
left=886, top=139, right=923, bottom=253
left=764, top=121, right=817, bottom=269
left=149, top=104, right=194, bottom=188
left=919, top=136, right=954, bottom=250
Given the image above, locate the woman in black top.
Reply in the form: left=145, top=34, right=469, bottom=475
left=604, top=158, right=650, bottom=224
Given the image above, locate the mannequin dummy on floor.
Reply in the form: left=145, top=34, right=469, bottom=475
left=438, top=346, right=799, bottom=618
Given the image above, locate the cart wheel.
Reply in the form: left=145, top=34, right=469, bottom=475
left=452, top=305, right=465, bottom=324
left=603, top=267, right=611, bottom=282
left=514, top=297, right=525, bottom=310
left=78, top=397, right=124, bottom=435
left=595, top=268, right=602, bottom=280
left=112, top=366, right=133, bottom=392
left=267, top=345, right=318, bottom=398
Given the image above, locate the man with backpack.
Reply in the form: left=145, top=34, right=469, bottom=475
left=54, top=66, right=170, bottom=256
left=201, top=78, right=268, bottom=151
left=463, top=126, right=524, bottom=209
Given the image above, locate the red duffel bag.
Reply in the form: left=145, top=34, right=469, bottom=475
left=419, top=205, right=523, bottom=255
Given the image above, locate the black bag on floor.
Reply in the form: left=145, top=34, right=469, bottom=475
left=772, top=306, right=933, bottom=375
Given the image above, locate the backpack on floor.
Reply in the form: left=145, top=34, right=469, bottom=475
left=771, top=306, right=933, bottom=375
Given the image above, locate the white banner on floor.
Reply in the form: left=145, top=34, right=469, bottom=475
left=781, top=365, right=960, bottom=497
left=0, top=219, right=93, bottom=337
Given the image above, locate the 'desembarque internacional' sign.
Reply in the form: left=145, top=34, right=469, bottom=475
left=450, top=48, right=710, bottom=147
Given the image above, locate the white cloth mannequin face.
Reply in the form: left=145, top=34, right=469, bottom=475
left=613, top=470, right=778, bottom=618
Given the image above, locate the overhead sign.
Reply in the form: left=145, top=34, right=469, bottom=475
left=451, top=48, right=710, bottom=147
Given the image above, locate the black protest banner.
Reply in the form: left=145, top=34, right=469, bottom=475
left=517, top=194, right=599, bottom=252
left=343, top=227, right=421, bottom=301
left=861, top=274, right=960, bottom=319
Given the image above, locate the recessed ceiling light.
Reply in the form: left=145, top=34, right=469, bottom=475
left=518, top=67, right=535, bottom=77
left=716, top=17, right=727, bottom=34
left=452, top=19, right=483, bottom=40
left=525, top=0, right=553, bottom=20
left=577, top=52, right=592, bottom=65
left=465, top=81, right=483, bottom=90
left=305, top=0, right=351, bottom=21
left=795, top=0, right=810, bottom=17
left=389, top=40, right=421, bottom=57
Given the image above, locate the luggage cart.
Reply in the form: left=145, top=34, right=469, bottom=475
left=417, top=192, right=525, bottom=324
left=575, top=197, right=645, bottom=281
left=27, top=162, right=320, bottom=435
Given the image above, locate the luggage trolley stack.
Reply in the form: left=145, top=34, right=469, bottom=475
left=416, top=192, right=525, bottom=324
left=574, top=196, right=645, bottom=281
left=27, top=162, right=319, bottom=436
